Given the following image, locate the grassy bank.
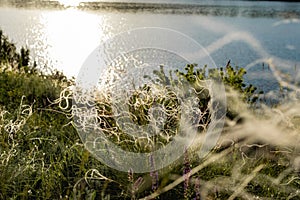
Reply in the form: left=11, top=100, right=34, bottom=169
left=0, top=29, right=299, bottom=199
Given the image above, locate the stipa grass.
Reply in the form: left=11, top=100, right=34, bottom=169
left=138, top=95, right=300, bottom=200
left=0, top=29, right=299, bottom=199
left=0, top=65, right=299, bottom=199
left=70, top=65, right=299, bottom=199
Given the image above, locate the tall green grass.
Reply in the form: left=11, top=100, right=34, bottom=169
left=0, top=29, right=299, bottom=199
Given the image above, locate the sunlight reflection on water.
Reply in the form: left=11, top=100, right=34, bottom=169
left=0, top=5, right=299, bottom=93
left=40, top=8, right=106, bottom=76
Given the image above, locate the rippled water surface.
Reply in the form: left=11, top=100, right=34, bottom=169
left=0, top=0, right=299, bottom=92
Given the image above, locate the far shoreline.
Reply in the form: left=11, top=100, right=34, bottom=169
left=0, top=0, right=300, bottom=18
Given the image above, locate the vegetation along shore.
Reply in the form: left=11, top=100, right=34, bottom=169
left=0, top=29, right=299, bottom=199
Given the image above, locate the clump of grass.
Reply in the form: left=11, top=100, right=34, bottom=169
left=0, top=29, right=299, bottom=199
left=0, top=29, right=113, bottom=199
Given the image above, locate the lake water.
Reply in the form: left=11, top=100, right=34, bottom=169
left=0, top=0, right=300, bottom=93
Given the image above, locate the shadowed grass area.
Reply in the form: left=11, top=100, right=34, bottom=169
left=0, top=29, right=299, bottom=199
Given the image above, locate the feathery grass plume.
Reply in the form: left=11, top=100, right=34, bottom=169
left=1, top=29, right=300, bottom=199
